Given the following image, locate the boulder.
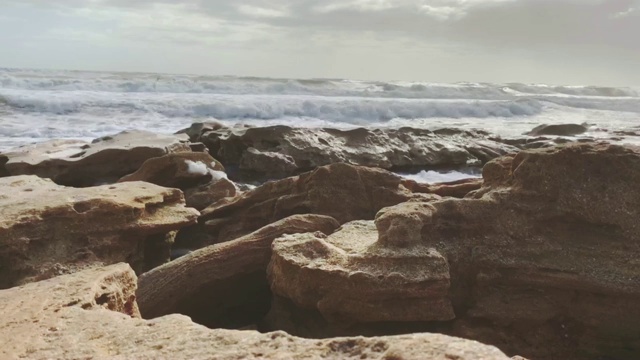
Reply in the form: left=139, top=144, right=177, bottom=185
left=525, top=123, right=588, bottom=137
left=0, top=263, right=511, bottom=360
left=183, top=175, right=238, bottom=210
left=268, top=143, right=640, bottom=359
left=176, top=121, right=226, bottom=142
left=190, top=125, right=518, bottom=180
left=185, top=163, right=420, bottom=249
left=138, top=214, right=340, bottom=328
left=118, top=152, right=225, bottom=190
left=0, top=175, right=199, bottom=289
left=267, top=218, right=454, bottom=337
left=2, top=130, right=191, bottom=187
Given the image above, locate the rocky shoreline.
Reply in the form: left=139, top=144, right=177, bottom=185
left=1, top=123, right=639, bottom=359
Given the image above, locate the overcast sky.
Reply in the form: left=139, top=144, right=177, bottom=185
left=1, top=0, right=639, bottom=85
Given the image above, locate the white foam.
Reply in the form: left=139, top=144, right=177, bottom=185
left=1, top=68, right=640, bottom=152
left=400, top=170, right=482, bottom=184
left=209, top=170, right=228, bottom=182
left=185, top=160, right=209, bottom=175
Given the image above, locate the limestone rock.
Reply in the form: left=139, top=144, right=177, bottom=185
left=0, top=264, right=510, bottom=360
left=267, top=219, right=454, bottom=336
left=192, top=125, right=517, bottom=180
left=118, top=152, right=225, bottom=190
left=183, top=176, right=238, bottom=210
left=2, top=130, right=191, bottom=186
left=187, top=163, right=416, bottom=249
left=0, top=175, right=199, bottom=289
left=382, top=143, right=640, bottom=359
left=402, top=177, right=483, bottom=198
left=260, top=143, right=640, bottom=359
left=525, top=123, right=588, bottom=137
left=138, top=214, right=340, bottom=327
left=176, top=121, right=226, bottom=142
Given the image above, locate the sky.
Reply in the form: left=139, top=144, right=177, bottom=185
left=1, top=0, right=639, bottom=85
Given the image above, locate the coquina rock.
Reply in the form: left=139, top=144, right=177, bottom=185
left=1, top=130, right=191, bottom=187
left=0, top=175, right=199, bottom=289
left=182, top=163, right=435, bottom=249
left=138, top=214, right=340, bottom=328
left=118, top=152, right=237, bottom=210
left=265, top=142, right=640, bottom=360
left=0, top=263, right=511, bottom=360
left=184, top=125, right=518, bottom=180
left=267, top=218, right=454, bottom=338
left=118, top=152, right=225, bottom=189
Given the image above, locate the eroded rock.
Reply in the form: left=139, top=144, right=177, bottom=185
left=0, top=264, right=510, bottom=360
left=118, top=152, right=225, bottom=190
left=2, top=130, right=191, bottom=186
left=183, top=175, right=238, bottom=210
left=138, top=214, right=340, bottom=328
left=0, top=175, right=199, bottom=289
left=185, top=163, right=419, bottom=249
left=402, top=177, right=483, bottom=198
left=267, top=219, right=454, bottom=337
left=525, top=123, right=588, bottom=137
left=263, top=143, right=640, bottom=359
left=189, top=125, right=517, bottom=180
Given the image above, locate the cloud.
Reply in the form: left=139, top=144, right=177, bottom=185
left=1, top=0, right=638, bottom=84
left=237, top=4, right=290, bottom=18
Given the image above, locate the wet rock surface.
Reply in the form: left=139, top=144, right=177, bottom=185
left=185, top=125, right=518, bottom=181
left=525, top=123, right=589, bottom=136
left=0, top=175, right=199, bottom=289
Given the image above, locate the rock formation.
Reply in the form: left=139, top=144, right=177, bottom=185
left=0, top=263, right=510, bottom=360
left=1, top=131, right=191, bottom=186
left=402, top=177, right=483, bottom=198
left=118, top=151, right=224, bottom=189
left=118, top=151, right=237, bottom=210
left=525, top=123, right=588, bottom=137
left=182, top=163, right=426, bottom=249
left=265, top=142, right=640, bottom=359
left=267, top=218, right=454, bottom=338
left=183, top=124, right=518, bottom=180
left=138, top=214, right=340, bottom=328
left=0, top=175, right=199, bottom=289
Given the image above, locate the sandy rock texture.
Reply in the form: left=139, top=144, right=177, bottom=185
left=118, top=151, right=236, bottom=210
left=138, top=214, right=340, bottom=328
left=265, top=142, right=640, bottom=359
left=0, top=130, right=191, bottom=186
left=267, top=219, right=454, bottom=337
left=0, top=263, right=510, bottom=360
left=118, top=151, right=224, bottom=189
left=0, top=175, right=199, bottom=289
left=180, top=163, right=431, bottom=249
left=183, top=124, right=518, bottom=180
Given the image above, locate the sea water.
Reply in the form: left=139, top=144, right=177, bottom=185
left=2, top=68, right=639, bottom=182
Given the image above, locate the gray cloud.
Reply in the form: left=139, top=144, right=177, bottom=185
left=7, top=0, right=638, bottom=49
left=1, top=0, right=639, bottom=84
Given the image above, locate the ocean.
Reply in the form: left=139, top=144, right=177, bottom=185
left=2, top=67, right=639, bottom=153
